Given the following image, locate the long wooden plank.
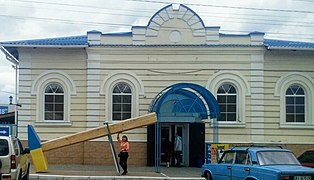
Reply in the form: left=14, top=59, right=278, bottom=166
left=41, top=112, right=157, bottom=152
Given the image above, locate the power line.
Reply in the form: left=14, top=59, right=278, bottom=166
left=3, top=3, right=313, bottom=25
left=0, top=14, right=132, bottom=28
left=292, top=0, right=314, bottom=2
left=199, top=11, right=314, bottom=21
left=1, top=3, right=153, bottom=19
left=5, top=0, right=155, bottom=14
left=4, top=0, right=314, bottom=21
left=6, top=0, right=314, bottom=18
left=203, top=14, right=313, bottom=26
left=3, top=0, right=314, bottom=27
left=0, top=91, right=14, bottom=95
left=1, top=14, right=313, bottom=40
left=127, top=0, right=314, bottom=14
left=1, top=1, right=313, bottom=40
left=1, top=13, right=314, bottom=32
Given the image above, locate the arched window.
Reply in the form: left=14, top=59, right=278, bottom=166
left=112, top=82, right=132, bottom=121
left=286, top=85, right=305, bottom=123
left=217, top=84, right=237, bottom=122
left=44, top=83, right=64, bottom=121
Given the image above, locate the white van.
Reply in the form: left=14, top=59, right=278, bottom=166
left=0, top=136, right=30, bottom=180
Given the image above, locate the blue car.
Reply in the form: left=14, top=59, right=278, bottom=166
left=202, top=147, right=314, bottom=180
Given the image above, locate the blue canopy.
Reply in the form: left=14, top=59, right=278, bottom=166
left=149, top=83, right=220, bottom=122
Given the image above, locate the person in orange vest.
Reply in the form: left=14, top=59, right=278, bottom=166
left=117, top=133, right=130, bottom=175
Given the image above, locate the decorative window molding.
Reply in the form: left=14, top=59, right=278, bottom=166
left=207, top=71, right=250, bottom=126
left=31, top=70, right=77, bottom=96
left=100, top=71, right=144, bottom=123
left=31, top=70, right=77, bottom=126
left=274, top=72, right=314, bottom=128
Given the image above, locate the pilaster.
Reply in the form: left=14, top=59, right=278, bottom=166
left=86, top=53, right=101, bottom=128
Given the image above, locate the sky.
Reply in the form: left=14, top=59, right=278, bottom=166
left=0, top=0, right=313, bottom=104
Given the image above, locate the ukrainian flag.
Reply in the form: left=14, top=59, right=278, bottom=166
left=28, top=125, right=48, bottom=172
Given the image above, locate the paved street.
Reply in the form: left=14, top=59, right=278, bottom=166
left=30, top=164, right=205, bottom=179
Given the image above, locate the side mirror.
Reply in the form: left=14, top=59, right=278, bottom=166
left=23, top=148, right=30, bottom=154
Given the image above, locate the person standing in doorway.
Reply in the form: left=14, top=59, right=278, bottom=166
left=162, top=137, right=172, bottom=167
left=174, top=133, right=182, bottom=167
left=117, top=133, right=129, bottom=175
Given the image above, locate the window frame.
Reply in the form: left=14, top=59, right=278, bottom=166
left=217, top=83, right=238, bottom=122
left=44, top=83, right=65, bottom=121
left=285, top=85, right=305, bottom=124
left=111, top=82, right=132, bottom=121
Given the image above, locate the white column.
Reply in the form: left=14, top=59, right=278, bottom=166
left=250, top=54, right=265, bottom=142
left=86, top=53, right=101, bottom=128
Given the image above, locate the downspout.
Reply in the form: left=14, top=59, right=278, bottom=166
left=0, top=46, right=19, bottom=136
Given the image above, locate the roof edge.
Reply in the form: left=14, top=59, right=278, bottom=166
left=1, top=44, right=87, bottom=48
left=89, top=44, right=264, bottom=47
left=266, top=46, right=314, bottom=50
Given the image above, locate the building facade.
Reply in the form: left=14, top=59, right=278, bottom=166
left=1, top=4, right=314, bottom=166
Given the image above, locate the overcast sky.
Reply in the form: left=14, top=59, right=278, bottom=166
left=0, top=0, right=313, bottom=104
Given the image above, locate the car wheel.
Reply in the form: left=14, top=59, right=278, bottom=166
left=205, top=171, right=213, bottom=180
left=22, top=164, right=30, bottom=180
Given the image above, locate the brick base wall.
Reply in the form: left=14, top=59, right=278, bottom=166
left=43, top=141, right=147, bottom=166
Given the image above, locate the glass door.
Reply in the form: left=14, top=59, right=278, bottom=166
left=161, top=125, right=172, bottom=166
left=174, top=124, right=189, bottom=166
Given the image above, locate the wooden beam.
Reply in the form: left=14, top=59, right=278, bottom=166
left=41, top=112, right=157, bottom=152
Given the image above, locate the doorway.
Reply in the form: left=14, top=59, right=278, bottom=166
left=147, top=83, right=219, bottom=171
left=147, top=122, right=205, bottom=167
left=160, top=124, right=189, bottom=166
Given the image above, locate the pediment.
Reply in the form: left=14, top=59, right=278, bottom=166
left=132, top=4, right=213, bottom=45
left=146, top=4, right=205, bottom=37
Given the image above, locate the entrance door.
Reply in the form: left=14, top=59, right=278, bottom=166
left=147, top=122, right=204, bottom=167
left=175, top=124, right=189, bottom=166
left=161, top=125, right=172, bottom=166
left=160, top=124, right=189, bottom=166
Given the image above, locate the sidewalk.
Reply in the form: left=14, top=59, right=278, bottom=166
left=29, top=164, right=205, bottom=180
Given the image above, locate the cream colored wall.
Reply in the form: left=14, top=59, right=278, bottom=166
left=93, top=46, right=261, bottom=142
left=16, top=46, right=314, bottom=146
left=18, top=48, right=88, bottom=140
left=263, top=50, right=314, bottom=144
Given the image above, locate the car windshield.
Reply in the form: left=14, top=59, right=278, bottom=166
left=257, top=151, right=300, bottom=166
left=0, top=139, right=9, bottom=156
